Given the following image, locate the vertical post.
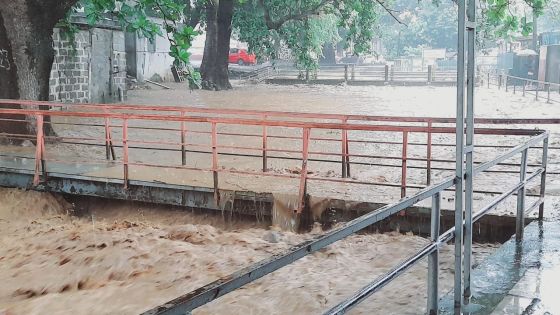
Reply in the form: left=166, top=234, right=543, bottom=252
left=122, top=118, right=129, bottom=189
left=547, top=84, right=551, bottom=103
left=104, top=111, right=116, bottom=160
left=427, top=192, right=441, bottom=315
left=344, top=65, right=349, bottom=82
left=384, top=64, right=389, bottom=83
left=523, top=80, right=526, bottom=96
left=463, top=0, right=476, bottom=303
left=105, top=117, right=111, bottom=160
left=454, top=0, right=467, bottom=312
left=342, top=119, right=348, bottom=178
left=262, top=115, right=268, bottom=172
left=181, top=111, right=187, bottom=166
left=498, top=74, right=502, bottom=89
left=212, top=122, right=220, bottom=206
left=428, top=65, right=433, bottom=83
left=297, top=128, right=311, bottom=213
left=33, top=115, right=45, bottom=186
left=535, top=83, right=539, bottom=100
left=539, top=137, right=549, bottom=220
left=401, top=131, right=408, bottom=198
left=506, top=76, right=509, bottom=92
left=514, top=82, right=516, bottom=94
left=390, top=65, right=395, bottom=82
left=351, top=64, right=355, bottom=81
left=487, top=72, right=491, bottom=88
left=427, top=121, right=433, bottom=186
left=516, top=149, right=528, bottom=241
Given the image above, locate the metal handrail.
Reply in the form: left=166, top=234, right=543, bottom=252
left=140, top=129, right=548, bottom=315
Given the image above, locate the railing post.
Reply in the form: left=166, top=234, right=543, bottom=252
left=181, top=111, right=187, bottom=166
left=297, top=128, right=311, bottom=213
left=523, top=80, right=526, bottom=96
left=514, top=82, right=516, bottom=94
left=498, top=74, right=502, bottom=89
left=516, top=148, right=528, bottom=241
left=342, top=119, right=348, bottom=178
left=351, top=64, right=355, bottom=81
left=426, top=121, right=433, bottom=185
left=122, top=118, right=129, bottom=189
left=464, top=0, right=476, bottom=303
left=535, top=83, right=539, bottom=100
left=390, top=65, right=394, bottom=82
left=506, top=76, right=509, bottom=92
left=33, top=114, right=45, bottom=186
left=384, top=64, right=389, bottom=83
left=344, top=65, right=349, bottom=82
left=211, top=122, right=220, bottom=206
left=262, top=115, right=268, bottom=172
left=487, top=72, right=490, bottom=88
left=427, top=192, right=441, bottom=315
left=428, top=65, right=433, bottom=84
left=401, top=131, right=408, bottom=198
left=539, top=137, right=549, bottom=220
left=547, top=84, right=551, bottom=103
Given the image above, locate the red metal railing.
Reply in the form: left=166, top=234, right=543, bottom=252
left=0, top=99, right=555, bottom=213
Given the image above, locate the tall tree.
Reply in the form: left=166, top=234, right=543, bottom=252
left=0, top=0, right=199, bottom=136
left=200, top=0, right=235, bottom=90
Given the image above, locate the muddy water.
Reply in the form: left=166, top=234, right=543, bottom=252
left=0, top=188, right=498, bottom=315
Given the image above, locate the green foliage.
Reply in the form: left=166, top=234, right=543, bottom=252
left=233, top=0, right=380, bottom=72
left=56, top=9, right=81, bottom=53
left=65, top=0, right=202, bottom=89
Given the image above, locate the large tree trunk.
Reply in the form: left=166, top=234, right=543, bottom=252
left=0, top=0, right=76, bottom=139
left=200, top=0, right=234, bottom=91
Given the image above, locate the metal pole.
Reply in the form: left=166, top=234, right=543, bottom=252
left=547, top=84, right=551, bottom=103
left=454, top=0, right=467, bottom=311
left=105, top=117, right=111, bottom=160
left=122, top=118, right=129, bottom=189
left=539, top=137, right=549, bottom=219
left=516, top=148, right=528, bottom=241
left=385, top=65, right=389, bottom=83
left=211, top=122, right=220, bottom=206
left=427, top=121, right=433, bottom=185
left=262, top=115, right=268, bottom=172
left=33, top=114, right=44, bottom=186
left=344, top=65, right=349, bottom=82
left=342, top=119, right=348, bottom=178
left=536, top=83, right=539, bottom=100
left=427, top=192, right=441, bottom=315
left=523, top=80, right=526, bottom=96
left=498, top=74, right=502, bottom=89
left=181, top=111, right=187, bottom=166
left=401, top=131, right=408, bottom=198
left=487, top=72, right=490, bottom=88
left=463, top=0, right=476, bottom=303
left=297, top=128, right=311, bottom=213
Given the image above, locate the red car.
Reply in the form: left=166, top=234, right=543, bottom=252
left=229, top=48, right=256, bottom=65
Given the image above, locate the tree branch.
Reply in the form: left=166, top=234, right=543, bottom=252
left=374, top=0, right=407, bottom=26
left=258, top=0, right=332, bottom=30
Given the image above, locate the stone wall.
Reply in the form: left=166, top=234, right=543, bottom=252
left=49, top=18, right=127, bottom=104
left=49, top=29, right=90, bottom=103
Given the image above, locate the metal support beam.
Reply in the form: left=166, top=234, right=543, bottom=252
left=427, top=192, right=441, bottom=315
left=539, top=137, right=549, bottom=219
left=463, top=0, right=476, bottom=305
left=516, top=148, right=528, bottom=241
left=454, top=0, right=467, bottom=312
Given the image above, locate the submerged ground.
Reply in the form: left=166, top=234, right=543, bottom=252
left=0, top=82, right=558, bottom=314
